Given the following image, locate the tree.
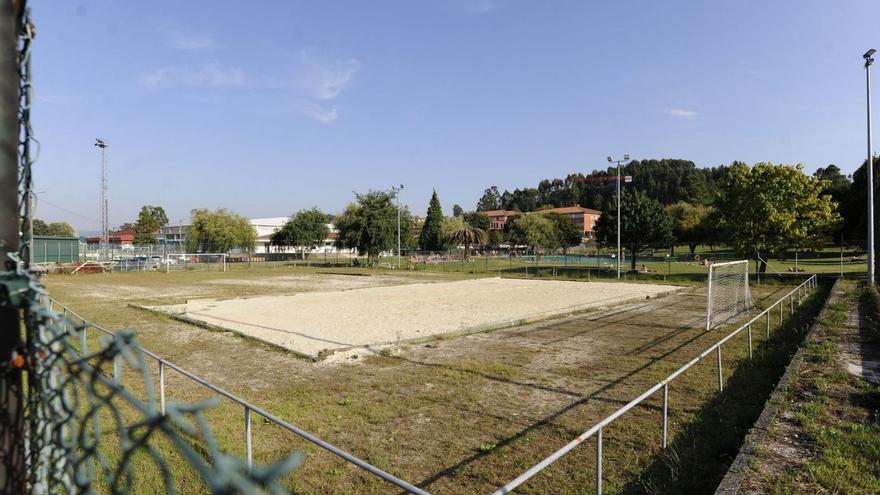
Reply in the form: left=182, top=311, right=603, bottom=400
left=506, top=213, right=558, bottom=256
left=476, top=186, right=501, bottom=212
left=187, top=208, right=256, bottom=253
left=441, top=216, right=486, bottom=260
left=666, top=201, right=714, bottom=254
left=595, top=189, right=673, bottom=271
left=419, top=190, right=444, bottom=251
left=272, top=208, right=329, bottom=259
left=544, top=212, right=582, bottom=253
left=463, top=211, right=490, bottom=230
left=715, top=162, right=839, bottom=273
left=452, top=204, right=464, bottom=217
left=334, top=191, right=412, bottom=264
left=32, top=219, right=49, bottom=235
left=46, top=222, right=75, bottom=237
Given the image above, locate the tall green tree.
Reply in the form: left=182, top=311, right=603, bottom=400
left=476, top=186, right=501, bottom=211
left=452, top=204, right=464, bottom=217
left=595, top=190, right=673, bottom=270
left=419, top=190, right=444, bottom=251
left=187, top=208, right=256, bottom=253
left=666, top=201, right=714, bottom=254
left=334, top=190, right=412, bottom=263
left=716, top=162, right=839, bottom=273
left=272, top=208, right=329, bottom=259
left=506, top=213, right=558, bottom=256
left=544, top=212, right=583, bottom=253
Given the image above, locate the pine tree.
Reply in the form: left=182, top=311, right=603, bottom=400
left=419, top=190, right=444, bottom=251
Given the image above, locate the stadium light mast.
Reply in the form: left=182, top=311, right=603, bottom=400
left=391, top=184, right=404, bottom=269
left=608, top=154, right=630, bottom=279
left=865, top=48, right=876, bottom=286
left=95, top=138, right=109, bottom=261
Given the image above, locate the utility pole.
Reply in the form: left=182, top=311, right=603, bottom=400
left=391, top=184, right=404, bottom=269
left=607, top=154, right=630, bottom=279
left=95, top=138, right=109, bottom=261
left=865, top=48, right=876, bottom=285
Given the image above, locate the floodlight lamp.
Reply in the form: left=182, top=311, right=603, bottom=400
left=865, top=48, right=877, bottom=59
left=607, top=156, right=612, bottom=163
left=623, top=154, right=630, bottom=160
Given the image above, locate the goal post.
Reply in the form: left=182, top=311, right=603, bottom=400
left=706, top=260, right=753, bottom=330
left=164, top=253, right=228, bottom=272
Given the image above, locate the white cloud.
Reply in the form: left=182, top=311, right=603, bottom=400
left=296, top=50, right=361, bottom=101
left=139, top=63, right=246, bottom=89
left=667, top=108, right=699, bottom=120
left=297, top=100, right=339, bottom=124
left=169, top=35, right=215, bottom=51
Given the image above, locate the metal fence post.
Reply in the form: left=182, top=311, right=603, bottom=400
left=716, top=346, right=723, bottom=392
left=158, top=361, right=166, bottom=415
left=747, top=323, right=753, bottom=359
left=596, top=428, right=603, bottom=495
left=790, top=294, right=794, bottom=315
left=245, top=406, right=253, bottom=471
left=113, top=353, right=121, bottom=382
left=780, top=302, right=784, bottom=327
left=662, top=384, right=669, bottom=449
left=80, top=325, right=88, bottom=355
left=765, top=310, right=770, bottom=339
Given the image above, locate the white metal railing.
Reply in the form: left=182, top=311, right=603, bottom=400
left=490, top=274, right=818, bottom=495
left=46, top=297, right=429, bottom=495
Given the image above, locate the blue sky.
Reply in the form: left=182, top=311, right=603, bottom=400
left=30, top=0, right=879, bottom=232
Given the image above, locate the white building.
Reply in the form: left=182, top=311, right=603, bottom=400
left=159, top=217, right=348, bottom=255
left=250, top=217, right=345, bottom=255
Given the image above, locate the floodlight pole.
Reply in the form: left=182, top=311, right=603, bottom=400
left=391, top=184, right=404, bottom=269
left=95, top=138, right=109, bottom=261
left=866, top=49, right=876, bottom=286
left=608, top=154, right=630, bottom=279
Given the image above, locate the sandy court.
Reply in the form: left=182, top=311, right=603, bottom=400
left=147, top=278, right=680, bottom=359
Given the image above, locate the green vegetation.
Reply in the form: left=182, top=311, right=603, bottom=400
left=595, top=189, right=673, bottom=270
left=186, top=208, right=256, bottom=253
left=419, top=189, right=444, bottom=251
left=505, top=213, right=558, bottom=255
left=746, top=280, right=880, bottom=494
left=334, top=190, right=414, bottom=263
left=271, top=208, right=330, bottom=259
left=133, top=205, right=169, bottom=244
left=716, top=162, right=839, bottom=274
left=32, top=218, right=76, bottom=237
left=440, top=216, right=486, bottom=260
left=44, top=265, right=828, bottom=494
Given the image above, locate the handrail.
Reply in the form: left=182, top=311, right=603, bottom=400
left=48, top=298, right=430, bottom=495
left=490, top=274, right=817, bottom=495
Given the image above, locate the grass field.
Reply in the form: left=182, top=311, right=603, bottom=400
left=46, top=266, right=828, bottom=494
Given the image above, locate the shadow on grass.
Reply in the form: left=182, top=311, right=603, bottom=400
left=620, top=281, right=832, bottom=495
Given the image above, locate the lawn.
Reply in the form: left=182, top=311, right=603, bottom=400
left=44, top=266, right=829, bottom=494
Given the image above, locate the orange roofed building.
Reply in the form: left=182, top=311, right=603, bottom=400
left=480, top=206, right=601, bottom=238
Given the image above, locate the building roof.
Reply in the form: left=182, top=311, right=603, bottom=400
left=479, top=210, right=520, bottom=217
left=542, top=206, right=602, bottom=215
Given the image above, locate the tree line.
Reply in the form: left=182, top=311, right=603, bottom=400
left=474, top=158, right=879, bottom=269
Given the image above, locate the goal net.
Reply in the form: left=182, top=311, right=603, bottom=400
left=165, top=253, right=228, bottom=272
left=706, top=260, right=753, bottom=330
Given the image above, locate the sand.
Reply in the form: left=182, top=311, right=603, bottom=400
left=147, top=278, right=680, bottom=359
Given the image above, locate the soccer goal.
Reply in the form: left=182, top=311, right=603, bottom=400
left=705, top=260, right=753, bottom=330
left=165, top=253, right=228, bottom=272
